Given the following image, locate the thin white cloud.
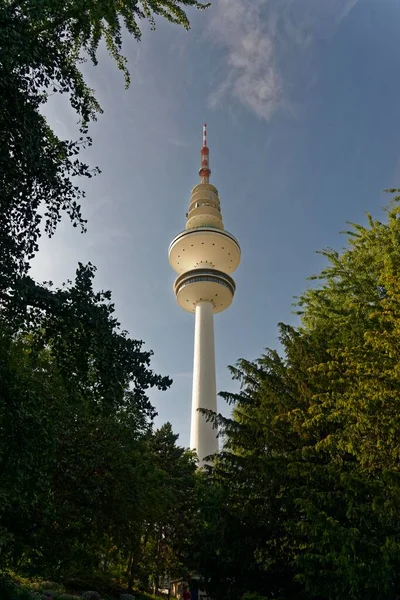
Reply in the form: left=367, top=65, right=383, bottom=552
left=208, top=0, right=361, bottom=121
left=208, top=0, right=282, bottom=120
left=168, top=138, right=191, bottom=147
left=337, top=0, right=360, bottom=23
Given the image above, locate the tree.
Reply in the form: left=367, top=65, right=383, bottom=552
left=0, top=0, right=209, bottom=286
left=0, top=264, right=172, bottom=579
left=125, top=423, right=197, bottom=592
left=0, top=330, right=67, bottom=568
left=0, top=0, right=208, bottom=586
left=193, top=194, right=400, bottom=600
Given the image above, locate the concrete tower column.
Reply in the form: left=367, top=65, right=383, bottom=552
left=190, top=301, right=218, bottom=464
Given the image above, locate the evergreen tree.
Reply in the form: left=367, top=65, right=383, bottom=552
left=194, top=193, right=400, bottom=600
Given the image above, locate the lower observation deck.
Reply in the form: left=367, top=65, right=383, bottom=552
left=174, top=268, right=236, bottom=314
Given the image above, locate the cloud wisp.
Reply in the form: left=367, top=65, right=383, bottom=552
left=208, top=0, right=361, bottom=121
left=208, top=0, right=282, bottom=121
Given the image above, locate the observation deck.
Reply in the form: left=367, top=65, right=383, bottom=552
left=174, top=268, right=236, bottom=314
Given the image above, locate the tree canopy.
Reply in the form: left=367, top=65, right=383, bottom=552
left=192, top=194, right=400, bottom=600
left=0, top=0, right=208, bottom=284
left=0, top=0, right=204, bottom=593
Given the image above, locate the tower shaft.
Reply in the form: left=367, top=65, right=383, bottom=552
left=190, top=301, right=218, bottom=463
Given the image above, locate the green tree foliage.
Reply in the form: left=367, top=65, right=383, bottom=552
left=193, top=194, right=400, bottom=600
left=0, top=264, right=173, bottom=576
left=0, top=331, right=66, bottom=566
left=0, top=267, right=199, bottom=589
left=1, top=0, right=205, bottom=588
left=0, top=0, right=208, bottom=283
left=138, top=424, right=197, bottom=592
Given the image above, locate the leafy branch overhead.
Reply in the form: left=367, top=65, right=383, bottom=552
left=0, top=0, right=209, bottom=283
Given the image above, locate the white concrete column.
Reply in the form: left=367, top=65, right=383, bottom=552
left=190, top=301, right=219, bottom=465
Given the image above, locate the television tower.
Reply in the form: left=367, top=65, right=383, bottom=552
left=168, top=125, right=241, bottom=465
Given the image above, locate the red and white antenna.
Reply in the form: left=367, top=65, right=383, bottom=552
left=199, top=123, right=211, bottom=183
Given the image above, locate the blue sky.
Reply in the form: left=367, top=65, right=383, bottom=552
left=32, top=0, right=400, bottom=447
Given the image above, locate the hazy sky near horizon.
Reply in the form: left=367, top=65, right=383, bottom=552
left=32, top=0, right=400, bottom=447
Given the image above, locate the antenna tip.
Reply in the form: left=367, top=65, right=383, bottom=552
left=202, top=123, right=207, bottom=147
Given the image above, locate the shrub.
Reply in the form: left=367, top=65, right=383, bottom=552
left=17, top=591, right=43, bottom=600
left=120, top=595, right=135, bottom=600
left=66, top=573, right=118, bottom=596
left=39, top=583, right=66, bottom=598
left=0, top=581, right=19, bottom=600
left=41, top=583, right=63, bottom=591
left=58, top=595, right=81, bottom=600
left=81, top=593, right=101, bottom=600
left=241, top=594, right=269, bottom=600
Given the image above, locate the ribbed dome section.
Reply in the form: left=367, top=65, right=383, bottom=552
left=186, top=183, right=224, bottom=230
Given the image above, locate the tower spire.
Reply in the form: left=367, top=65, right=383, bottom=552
left=199, top=123, right=211, bottom=183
